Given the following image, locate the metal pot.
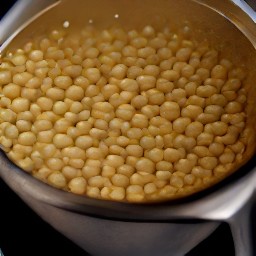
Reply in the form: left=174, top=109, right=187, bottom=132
left=0, top=1, right=255, bottom=255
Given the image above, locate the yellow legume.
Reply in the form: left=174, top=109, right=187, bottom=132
left=135, top=157, right=155, bottom=173
left=18, top=132, right=36, bottom=146
left=145, top=148, right=164, bottom=163
left=116, top=104, right=135, bottom=121
left=53, top=134, right=73, bottom=148
left=68, top=177, right=87, bottom=194
left=137, top=75, right=156, bottom=91
left=3, top=83, right=21, bottom=99
left=0, top=22, right=251, bottom=203
left=47, top=171, right=66, bottom=188
left=46, top=87, right=65, bottom=101
left=126, top=144, right=143, bottom=157
left=199, top=156, right=218, bottom=170
left=4, top=124, right=19, bottom=139
left=111, top=174, right=130, bottom=187
left=160, top=102, right=180, bottom=121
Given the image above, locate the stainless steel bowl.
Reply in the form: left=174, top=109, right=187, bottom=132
left=0, top=1, right=256, bottom=255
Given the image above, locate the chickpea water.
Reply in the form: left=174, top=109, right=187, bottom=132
left=0, top=9, right=255, bottom=203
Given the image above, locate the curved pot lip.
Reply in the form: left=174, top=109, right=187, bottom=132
left=0, top=150, right=255, bottom=221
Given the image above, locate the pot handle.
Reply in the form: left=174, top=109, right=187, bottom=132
left=0, top=0, right=58, bottom=45
left=227, top=195, right=255, bottom=256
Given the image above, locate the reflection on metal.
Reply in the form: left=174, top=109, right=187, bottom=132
left=244, top=0, right=256, bottom=11
left=232, top=0, right=256, bottom=22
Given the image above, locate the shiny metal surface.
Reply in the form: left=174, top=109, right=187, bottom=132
left=232, top=0, right=256, bottom=21
left=0, top=0, right=58, bottom=46
left=0, top=0, right=256, bottom=255
left=244, top=0, right=256, bottom=11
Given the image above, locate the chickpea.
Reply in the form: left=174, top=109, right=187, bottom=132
left=173, top=117, right=191, bottom=133
left=3, top=83, right=21, bottom=99
left=137, top=75, right=156, bottom=91
left=18, top=132, right=36, bottom=146
left=0, top=22, right=251, bottom=203
left=54, top=75, right=73, bottom=89
left=145, top=148, right=164, bottom=163
left=68, top=177, right=87, bottom=194
left=135, top=157, right=155, bottom=174
left=53, top=134, right=73, bottom=148
left=185, top=121, right=204, bottom=138
left=48, top=171, right=66, bottom=188
left=65, top=85, right=84, bottom=101
left=4, top=124, right=19, bottom=139
left=11, top=98, right=30, bottom=113
left=160, top=102, right=180, bottom=121
left=116, top=104, right=136, bottom=121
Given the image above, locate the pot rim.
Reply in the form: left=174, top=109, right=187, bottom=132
left=0, top=150, right=255, bottom=221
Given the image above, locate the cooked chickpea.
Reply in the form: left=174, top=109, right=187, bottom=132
left=110, top=64, right=127, bottom=79
left=176, top=48, right=192, bottom=61
left=13, top=72, right=33, bottom=86
left=173, top=117, right=191, bottom=133
left=137, top=75, right=156, bottom=91
left=140, top=105, right=159, bottom=119
left=29, top=50, right=44, bottom=61
left=164, top=148, right=183, bottom=163
left=4, top=124, right=19, bottom=139
left=37, top=130, right=54, bottom=143
left=147, top=89, right=165, bottom=105
left=211, top=65, right=227, bottom=79
left=116, top=104, right=135, bottom=121
left=46, top=87, right=65, bottom=101
left=145, top=148, right=164, bottom=163
left=54, top=75, right=73, bottom=89
left=199, top=156, right=218, bottom=170
left=18, top=132, right=36, bottom=146
left=185, top=121, right=203, bottom=138
left=197, top=132, right=214, bottom=146
left=160, top=102, right=180, bottom=121
left=11, top=54, right=27, bottom=66
left=53, top=134, right=73, bottom=148
left=0, top=70, right=12, bottom=85
left=3, top=83, right=21, bottom=99
left=139, top=136, right=155, bottom=150
left=86, top=147, right=104, bottom=160
left=219, top=149, right=236, bottom=164
left=181, top=105, right=203, bottom=120
left=11, top=98, right=30, bottom=113
left=109, top=187, right=126, bottom=201
left=135, top=157, right=155, bottom=173
left=68, top=177, right=87, bottom=194
left=65, top=85, right=84, bottom=101
left=170, top=175, right=184, bottom=188
left=82, top=164, right=101, bottom=179
left=33, top=119, right=53, bottom=132
left=0, top=109, right=16, bottom=123
left=131, top=113, right=148, bottom=128
left=48, top=171, right=66, bottom=188
left=111, top=174, right=129, bottom=188
left=174, top=159, right=194, bottom=174
left=36, top=97, right=53, bottom=111
left=62, top=166, right=79, bottom=180
left=0, top=22, right=251, bottom=203
left=225, top=101, right=243, bottom=114
left=142, top=25, right=155, bottom=37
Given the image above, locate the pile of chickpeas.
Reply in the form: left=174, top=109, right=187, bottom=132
left=0, top=23, right=252, bottom=202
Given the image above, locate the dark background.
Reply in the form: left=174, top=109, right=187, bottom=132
left=0, top=1, right=236, bottom=255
